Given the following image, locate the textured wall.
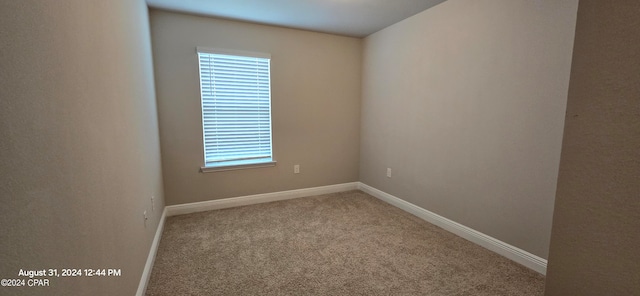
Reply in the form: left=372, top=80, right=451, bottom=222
left=150, top=10, right=362, bottom=205
left=360, top=0, right=578, bottom=258
left=0, top=1, right=164, bottom=295
left=544, top=1, right=640, bottom=294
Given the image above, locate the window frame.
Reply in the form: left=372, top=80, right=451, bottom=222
left=196, top=47, right=276, bottom=173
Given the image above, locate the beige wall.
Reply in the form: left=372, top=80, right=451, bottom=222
left=150, top=10, right=362, bottom=205
left=545, top=0, right=640, bottom=294
left=0, top=0, right=164, bottom=295
left=360, top=0, right=578, bottom=258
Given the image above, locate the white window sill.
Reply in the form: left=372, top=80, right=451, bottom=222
left=200, top=161, right=277, bottom=173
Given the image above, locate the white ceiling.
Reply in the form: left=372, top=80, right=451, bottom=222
left=146, top=0, right=446, bottom=38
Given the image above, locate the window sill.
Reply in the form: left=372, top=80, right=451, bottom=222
left=200, top=161, right=277, bottom=173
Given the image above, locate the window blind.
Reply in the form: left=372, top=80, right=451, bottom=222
left=197, top=48, right=273, bottom=168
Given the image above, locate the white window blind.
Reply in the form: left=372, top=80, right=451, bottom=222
left=197, top=47, right=273, bottom=169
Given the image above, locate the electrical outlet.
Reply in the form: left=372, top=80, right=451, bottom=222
left=387, top=168, right=392, bottom=178
left=294, top=164, right=300, bottom=174
left=151, top=196, right=155, bottom=212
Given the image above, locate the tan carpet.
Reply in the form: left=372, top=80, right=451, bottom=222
left=146, top=190, right=545, bottom=295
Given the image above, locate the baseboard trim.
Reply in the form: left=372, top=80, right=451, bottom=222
left=358, top=183, right=548, bottom=275
left=136, top=207, right=167, bottom=296
left=165, top=182, right=360, bottom=217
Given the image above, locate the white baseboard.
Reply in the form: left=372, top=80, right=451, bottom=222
left=136, top=207, right=167, bottom=296
left=358, top=183, right=548, bottom=275
left=165, top=182, right=360, bottom=217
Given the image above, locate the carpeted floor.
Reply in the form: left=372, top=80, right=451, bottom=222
left=146, top=190, right=545, bottom=295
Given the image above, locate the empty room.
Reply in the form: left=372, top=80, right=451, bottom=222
left=1, top=0, right=638, bottom=295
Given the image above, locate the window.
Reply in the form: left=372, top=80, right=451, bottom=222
left=197, top=47, right=275, bottom=172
